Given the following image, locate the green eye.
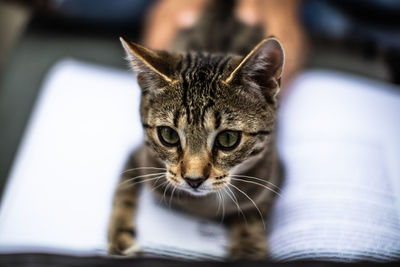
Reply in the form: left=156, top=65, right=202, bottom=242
left=158, top=126, right=180, bottom=146
left=216, top=131, right=241, bottom=150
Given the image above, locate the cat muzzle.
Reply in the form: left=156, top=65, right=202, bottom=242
left=183, top=176, right=207, bottom=189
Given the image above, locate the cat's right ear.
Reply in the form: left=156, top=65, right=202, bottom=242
left=224, top=38, right=285, bottom=101
left=120, top=37, right=180, bottom=88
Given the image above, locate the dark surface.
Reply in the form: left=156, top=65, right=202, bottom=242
left=0, top=253, right=397, bottom=267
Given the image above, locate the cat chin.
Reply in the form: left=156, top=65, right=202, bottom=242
left=181, top=188, right=212, bottom=197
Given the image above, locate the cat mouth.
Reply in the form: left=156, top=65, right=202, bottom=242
left=181, top=187, right=211, bottom=196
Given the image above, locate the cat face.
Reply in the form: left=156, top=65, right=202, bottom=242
left=121, top=38, right=284, bottom=196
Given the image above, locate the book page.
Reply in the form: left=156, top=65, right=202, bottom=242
left=269, top=71, right=400, bottom=261
left=0, top=59, right=141, bottom=255
left=269, top=140, right=400, bottom=261
left=136, top=188, right=228, bottom=260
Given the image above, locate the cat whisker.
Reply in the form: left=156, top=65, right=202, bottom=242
left=229, top=183, right=266, bottom=230
left=225, top=186, right=247, bottom=225
left=151, top=174, right=167, bottom=191
left=162, top=183, right=171, bottom=204
left=219, top=189, right=226, bottom=224
left=230, top=177, right=281, bottom=197
left=177, top=187, right=183, bottom=202
left=151, top=179, right=169, bottom=192
left=120, top=172, right=165, bottom=184
left=216, top=190, right=222, bottom=216
left=231, top=174, right=281, bottom=192
left=119, top=175, right=165, bottom=189
left=121, top=166, right=167, bottom=175
left=152, top=174, right=163, bottom=185
left=169, top=185, right=178, bottom=209
left=118, top=172, right=166, bottom=187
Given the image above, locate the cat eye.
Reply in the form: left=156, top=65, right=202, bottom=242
left=158, top=126, right=180, bottom=147
left=215, top=131, right=241, bottom=150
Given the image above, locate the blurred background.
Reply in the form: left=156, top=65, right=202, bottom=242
left=0, top=0, right=399, bottom=201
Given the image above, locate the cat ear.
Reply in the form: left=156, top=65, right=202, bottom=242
left=224, top=38, right=284, bottom=99
left=120, top=37, right=179, bottom=84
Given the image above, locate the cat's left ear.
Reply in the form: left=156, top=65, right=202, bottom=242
left=224, top=38, right=284, bottom=100
left=120, top=37, right=180, bottom=87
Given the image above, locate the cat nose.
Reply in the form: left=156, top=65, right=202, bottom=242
left=184, top=176, right=206, bottom=189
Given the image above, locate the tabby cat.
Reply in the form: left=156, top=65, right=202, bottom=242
left=108, top=0, right=284, bottom=259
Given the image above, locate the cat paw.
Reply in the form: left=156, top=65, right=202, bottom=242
left=228, top=242, right=268, bottom=260
left=122, top=242, right=142, bottom=256
left=108, top=233, right=140, bottom=256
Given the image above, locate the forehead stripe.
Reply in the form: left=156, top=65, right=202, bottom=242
left=181, top=53, right=192, bottom=123
left=210, top=56, right=230, bottom=89
left=214, top=111, right=221, bottom=129
left=173, top=109, right=180, bottom=127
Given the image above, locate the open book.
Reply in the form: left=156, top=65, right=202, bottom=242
left=0, top=59, right=399, bottom=261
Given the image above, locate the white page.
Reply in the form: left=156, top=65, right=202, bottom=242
left=0, top=59, right=142, bottom=255
left=136, top=188, right=228, bottom=260
left=269, top=71, right=400, bottom=261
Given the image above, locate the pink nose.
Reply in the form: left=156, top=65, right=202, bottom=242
left=184, top=176, right=206, bottom=189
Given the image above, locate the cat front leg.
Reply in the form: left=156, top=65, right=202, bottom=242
left=107, top=185, right=140, bottom=256
left=227, top=212, right=268, bottom=259
left=108, top=152, right=141, bottom=256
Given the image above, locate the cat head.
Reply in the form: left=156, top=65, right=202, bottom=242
left=121, top=37, right=284, bottom=196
